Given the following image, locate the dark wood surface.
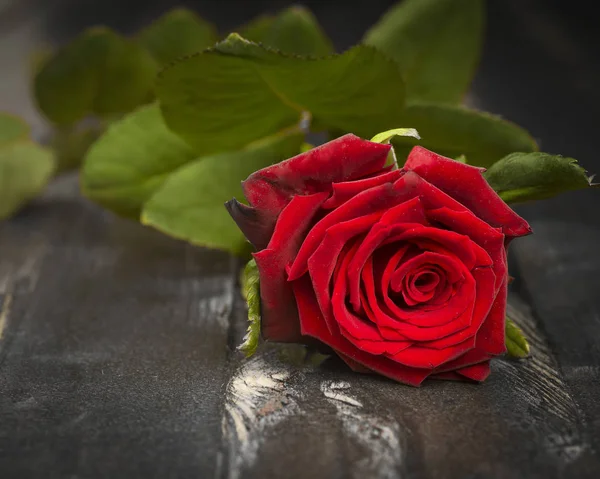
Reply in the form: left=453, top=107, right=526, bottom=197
left=1, top=1, right=599, bottom=478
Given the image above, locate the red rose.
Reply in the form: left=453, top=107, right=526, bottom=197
left=227, top=134, right=531, bottom=386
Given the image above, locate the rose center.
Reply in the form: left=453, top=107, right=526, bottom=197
left=398, top=266, right=446, bottom=306
left=413, top=270, right=439, bottom=291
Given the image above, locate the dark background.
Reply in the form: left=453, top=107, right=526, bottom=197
left=1, top=1, right=600, bottom=478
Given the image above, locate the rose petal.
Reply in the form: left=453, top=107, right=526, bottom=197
left=360, top=288, right=409, bottom=341
left=329, top=241, right=413, bottom=355
left=346, top=196, right=427, bottom=309
left=323, top=170, right=403, bottom=209
left=387, top=336, right=476, bottom=369
left=362, top=255, right=473, bottom=341
left=253, top=192, right=328, bottom=342
left=330, top=241, right=383, bottom=342
left=474, top=279, right=508, bottom=355
left=390, top=251, right=465, bottom=291
left=308, top=212, right=383, bottom=333
left=426, top=207, right=506, bottom=291
left=338, top=353, right=373, bottom=374
left=434, top=349, right=491, bottom=373
left=430, top=362, right=491, bottom=382
left=382, top=256, right=475, bottom=328
left=293, top=276, right=431, bottom=386
left=385, top=226, right=488, bottom=270
left=344, top=338, right=412, bottom=356
left=225, top=199, right=274, bottom=250
left=393, top=173, right=508, bottom=281
left=456, top=361, right=491, bottom=381
left=288, top=182, right=403, bottom=281
left=421, top=266, right=496, bottom=349
left=243, top=134, right=391, bottom=216
left=404, top=146, right=531, bottom=238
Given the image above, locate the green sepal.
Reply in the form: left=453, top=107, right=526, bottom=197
left=370, top=127, right=421, bottom=168
left=370, top=128, right=421, bottom=144
left=300, top=142, right=314, bottom=153
left=505, top=317, right=530, bottom=359
left=239, top=259, right=261, bottom=357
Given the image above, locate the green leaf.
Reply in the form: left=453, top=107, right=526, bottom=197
left=50, top=122, right=106, bottom=174
left=364, top=0, right=484, bottom=103
left=81, top=103, right=196, bottom=218
left=505, top=317, right=530, bottom=359
left=157, top=33, right=405, bottom=154
left=259, top=6, right=333, bottom=56
left=371, top=127, right=420, bottom=143
left=391, top=103, right=538, bottom=167
left=29, top=46, right=54, bottom=78
left=0, top=142, right=55, bottom=219
left=239, top=258, right=261, bottom=357
left=237, top=15, right=276, bottom=43
left=137, top=8, right=218, bottom=65
left=237, top=7, right=333, bottom=56
left=0, top=112, right=30, bottom=145
left=371, top=128, right=421, bottom=168
left=34, top=27, right=157, bottom=125
left=484, top=152, right=595, bottom=203
left=140, top=128, right=304, bottom=254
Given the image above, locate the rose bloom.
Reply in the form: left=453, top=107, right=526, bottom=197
left=227, top=134, right=531, bottom=386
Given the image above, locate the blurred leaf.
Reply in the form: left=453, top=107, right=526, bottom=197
left=505, top=317, right=530, bottom=359
left=158, top=33, right=405, bottom=154
left=29, top=46, right=54, bottom=78
left=364, top=0, right=484, bottom=103
left=237, top=15, right=275, bottom=43
left=141, top=128, right=304, bottom=254
left=81, top=103, right=196, bottom=218
left=262, top=6, right=333, bottom=56
left=137, top=8, right=218, bottom=65
left=237, top=6, right=332, bottom=56
left=484, top=152, right=596, bottom=203
left=239, top=258, right=261, bottom=357
left=0, top=142, right=55, bottom=219
left=34, top=27, right=157, bottom=125
left=391, top=103, right=538, bottom=167
left=52, top=125, right=104, bottom=173
left=0, top=112, right=30, bottom=145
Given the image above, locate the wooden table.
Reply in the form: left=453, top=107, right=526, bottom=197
left=1, top=1, right=599, bottom=477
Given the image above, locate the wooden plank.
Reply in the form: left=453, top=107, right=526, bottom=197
left=0, top=176, right=238, bottom=478
left=512, top=224, right=600, bottom=453
left=221, top=293, right=598, bottom=479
